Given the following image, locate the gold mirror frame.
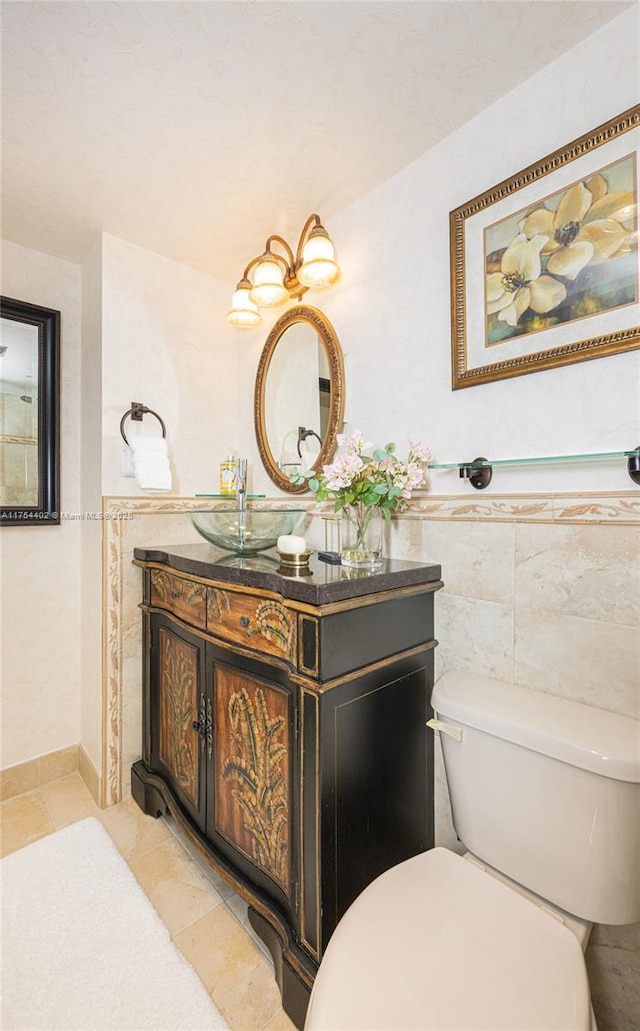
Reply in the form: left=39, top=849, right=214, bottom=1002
left=254, top=305, right=345, bottom=493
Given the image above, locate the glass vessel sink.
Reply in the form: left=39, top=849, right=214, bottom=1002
left=189, top=508, right=305, bottom=555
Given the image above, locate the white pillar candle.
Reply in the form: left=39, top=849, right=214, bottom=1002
left=277, top=534, right=307, bottom=554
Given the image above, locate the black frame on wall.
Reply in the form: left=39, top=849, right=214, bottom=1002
left=0, top=296, right=61, bottom=526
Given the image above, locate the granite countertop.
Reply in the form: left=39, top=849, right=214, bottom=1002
left=133, top=543, right=442, bottom=605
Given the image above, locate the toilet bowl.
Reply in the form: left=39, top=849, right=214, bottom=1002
left=305, top=672, right=640, bottom=1031
left=305, top=847, right=594, bottom=1030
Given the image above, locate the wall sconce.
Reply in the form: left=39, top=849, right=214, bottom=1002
left=228, top=213, right=341, bottom=328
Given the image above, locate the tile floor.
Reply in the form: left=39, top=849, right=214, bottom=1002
left=0, top=773, right=297, bottom=1031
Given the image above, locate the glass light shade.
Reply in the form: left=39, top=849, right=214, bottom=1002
left=298, top=232, right=341, bottom=288
left=249, top=258, right=289, bottom=307
left=227, top=285, right=262, bottom=328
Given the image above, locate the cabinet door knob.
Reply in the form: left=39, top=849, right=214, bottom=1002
left=192, top=720, right=201, bottom=732
left=239, top=615, right=250, bottom=627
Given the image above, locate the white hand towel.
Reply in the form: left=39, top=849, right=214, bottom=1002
left=120, top=444, right=135, bottom=478
left=130, top=437, right=168, bottom=454
left=136, top=469, right=172, bottom=490
left=129, top=436, right=172, bottom=491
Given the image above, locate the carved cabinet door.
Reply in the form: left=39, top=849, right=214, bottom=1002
left=211, top=661, right=292, bottom=900
left=150, top=616, right=207, bottom=832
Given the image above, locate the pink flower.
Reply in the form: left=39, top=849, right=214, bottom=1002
left=336, top=430, right=373, bottom=454
left=409, top=441, right=433, bottom=463
left=323, top=451, right=364, bottom=491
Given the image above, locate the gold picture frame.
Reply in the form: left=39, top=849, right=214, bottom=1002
left=450, top=106, right=640, bottom=389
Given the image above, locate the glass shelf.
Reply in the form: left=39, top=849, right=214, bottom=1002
left=430, top=449, right=638, bottom=470
left=428, top=449, right=640, bottom=489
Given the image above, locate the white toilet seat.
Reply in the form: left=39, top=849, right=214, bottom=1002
left=305, top=847, right=592, bottom=1031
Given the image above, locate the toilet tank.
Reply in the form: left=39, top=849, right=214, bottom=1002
left=431, top=671, right=640, bottom=925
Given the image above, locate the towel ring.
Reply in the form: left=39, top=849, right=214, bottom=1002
left=297, top=425, right=322, bottom=458
left=120, top=402, right=167, bottom=445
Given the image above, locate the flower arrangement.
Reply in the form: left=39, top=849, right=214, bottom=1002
left=299, top=429, right=432, bottom=518
left=294, top=430, right=431, bottom=567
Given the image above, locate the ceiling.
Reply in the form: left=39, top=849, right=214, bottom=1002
left=1, top=0, right=632, bottom=282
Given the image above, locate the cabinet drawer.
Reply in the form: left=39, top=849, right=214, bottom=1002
left=150, top=570, right=207, bottom=629
left=207, top=586, right=296, bottom=663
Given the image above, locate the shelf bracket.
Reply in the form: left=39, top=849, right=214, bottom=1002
left=628, top=446, right=640, bottom=486
left=459, top=458, right=492, bottom=490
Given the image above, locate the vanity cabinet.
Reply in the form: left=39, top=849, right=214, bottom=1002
left=132, top=545, right=442, bottom=1028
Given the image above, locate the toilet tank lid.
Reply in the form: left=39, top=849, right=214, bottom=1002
left=432, top=672, right=640, bottom=783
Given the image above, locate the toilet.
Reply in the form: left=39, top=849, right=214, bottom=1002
left=305, top=670, right=640, bottom=1031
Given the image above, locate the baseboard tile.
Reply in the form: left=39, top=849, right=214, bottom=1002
left=78, top=745, right=101, bottom=807
left=0, top=745, right=79, bottom=802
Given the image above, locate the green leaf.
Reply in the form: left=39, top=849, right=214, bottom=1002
left=373, top=483, right=388, bottom=495
left=308, top=478, right=320, bottom=492
left=360, top=487, right=378, bottom=505
left=373, top=449, right=387, bottom=462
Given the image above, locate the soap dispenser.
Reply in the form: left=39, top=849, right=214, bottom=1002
left=219, top=455, right=237, bottom=495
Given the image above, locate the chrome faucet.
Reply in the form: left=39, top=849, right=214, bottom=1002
left=236, top=459, right=248, bottom=511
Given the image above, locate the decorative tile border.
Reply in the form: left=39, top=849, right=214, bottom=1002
left=403, top=491, right=640, bottom=524
left=102, top=506, right=123, bottom=806
left=552, top=496, right=640, bottom=523
left=101, top=491, right=639, bottom=804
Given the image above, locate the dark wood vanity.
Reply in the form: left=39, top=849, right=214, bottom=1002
left=131, top=544, right=442, bottom=1027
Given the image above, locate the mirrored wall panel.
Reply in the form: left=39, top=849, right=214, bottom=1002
left=0, top=297, right=60, bottom=525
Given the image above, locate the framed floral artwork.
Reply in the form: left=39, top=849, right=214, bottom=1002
left=450, top=106, right=639, bottom=389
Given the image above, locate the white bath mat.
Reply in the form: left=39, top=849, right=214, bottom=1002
left=0, top=817, right=230, bottom=1030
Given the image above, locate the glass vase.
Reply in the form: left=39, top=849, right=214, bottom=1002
left=340, top=503, right=383, bottom=569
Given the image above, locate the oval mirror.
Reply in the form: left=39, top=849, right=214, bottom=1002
left=254, top=306, right=345, bottom=493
